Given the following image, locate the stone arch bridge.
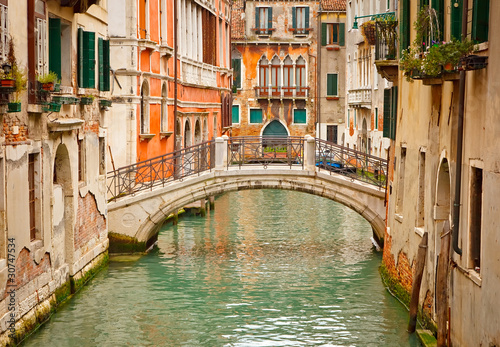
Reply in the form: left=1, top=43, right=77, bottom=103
left=107, top=136, right=388, bottom=250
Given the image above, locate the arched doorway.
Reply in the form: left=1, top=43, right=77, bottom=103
left=184, top=119, right=192, bottom=148
left=53, top=144, right=74, bottom=266
left=262, top=120, right=288, bottom=137
left=140, top=80, right=150, bottom=134
left=195, top=119, right=201, bottom=144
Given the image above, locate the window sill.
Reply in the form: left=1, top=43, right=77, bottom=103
left=474, top=41, right=488, bottom=52
left=326, top=96, right=339, bottom=100
left=394, top=213, right=403, bottom=223
left=139, top=134, right=155, bottom=141
left=160, top=131, right=173, bottom=139
left=326, top=45, right=340, bottom=51
left=414, top=227, right=425, bottom=237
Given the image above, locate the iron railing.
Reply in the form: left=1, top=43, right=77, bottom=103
left=107, top=140, right=215, bottom=200
left=375, top=20, right=398, bottom=61
left=227, top=136, right=304, bottom=169
left=315, top=139, right=387, bottom=188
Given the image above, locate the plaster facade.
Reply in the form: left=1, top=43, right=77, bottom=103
left=384, top=0, right=500, bottom=345
left=0, top=0, right=109, bottom=344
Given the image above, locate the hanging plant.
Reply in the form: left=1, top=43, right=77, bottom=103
left=361, top=20, right=377, bottom=45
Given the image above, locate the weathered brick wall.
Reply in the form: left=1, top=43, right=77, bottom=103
left=3, top=116, right=28, bottom=144
left=10, top=248, right=51, bottom=294
left=382, top=231, right=414, bottom=293
left=74, top=193, right=106, bottom=251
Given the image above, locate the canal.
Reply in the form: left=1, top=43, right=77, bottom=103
left=24, top=190, right=420, bottom=346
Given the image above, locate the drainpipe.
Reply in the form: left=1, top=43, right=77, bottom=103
left=317, top=6, right=322, bottom=139
left=174, top=0, right=178, bottom=151
left=452, top=0, right=468, bottom=256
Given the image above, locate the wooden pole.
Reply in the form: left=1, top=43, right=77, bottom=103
left=436, top=220, right=451, bottom=347
left=408, top=231, right=428, bottom=333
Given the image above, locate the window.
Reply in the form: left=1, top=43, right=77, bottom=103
left=0, top=2, right=8, bottom=62
left=293, top=109, right=306, bottom=124
left=258, top=56, right=269, bottom=95
left=249, top=108, right=262, bottom=124
left=416, top=151, right=426, bottom=228
left=383, top=87, right=398, bottom=140
left=140, top=80, right=150, bottom=134
left=232, top=105, right=240, bottom=124
left=283, top=55, right=293, bottom=96
left=139, top=0, right=149, bottom=39
left=98, top=37, right=110, bottom=91
left=321, top=23, right=345, bottom=46
left=49, top=18, right=72, bottom=86
left=271, top=56, right=281, bottom=96
left=232, top=58, right=241, bottom=89
left=375, top=107, right=378, bottom=130
left=35, top=18, right=47, bottom=76
left=326, top=73, right=338, bottom=97
left=161, top=83, right=168, bottom=132
left=396, top=147, right=406, bottom=214
left=327, top=125, right=337, bottom=144
left=400, top=0, right=410, bottom=52
left=28, top=153, right=40, bottom=241
left=472, top=0, right=489, bottom=43
left=255, top=7, right=272, bottom=35
left=292, top=7, right=309, bottom=35
left=295, top=56, right=306, bottom=96
left=451, top=0, right=462, bottom=40
left=431, top=0, right=444, bottom=41
left=99, top=137, right=106, bottom=175
left=78, top=28, right=96, bottom=89
left=469, top=166, right=483, bottom=273
left=78, top=138, right=85, bottom=182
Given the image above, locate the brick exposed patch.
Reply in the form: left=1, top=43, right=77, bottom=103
left=382, top=231, right=413, bottom=293
left=8, top=248, right=51, bottom=295
left=74, top=193, right=106, bottom=250
left=3, top=116, right=28, bottom=143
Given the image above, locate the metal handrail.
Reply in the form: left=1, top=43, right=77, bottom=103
left=315, top=139, right=387, bottom=189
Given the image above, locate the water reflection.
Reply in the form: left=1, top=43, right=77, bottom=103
left=24, top=190, right=419, bottom=347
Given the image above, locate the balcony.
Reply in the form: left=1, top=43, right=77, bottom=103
left=348, top=87, right=372, bottom=107
left=374, top=20, right=399, bottom=83
left=254, top=86, right=309, bottom=99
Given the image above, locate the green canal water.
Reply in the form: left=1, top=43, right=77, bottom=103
left=24, top=190, right=420, bottom=346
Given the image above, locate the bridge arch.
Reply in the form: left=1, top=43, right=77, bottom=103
left=109, top=170, right=386, bottom=250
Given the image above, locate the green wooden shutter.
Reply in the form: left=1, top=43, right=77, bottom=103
left=98, top=37, right=104, bottom=91
left=49, top=18, right=62, bottom=81
left=327, top=74, right=338, bottom=96
left=292, top=7, right=297, bottom=30
left=78, top=28, right=84, bottom=87
left=451, top=0, right=462, bottom=40
left=391, top=86, right=398, bottom=140
left=255, top=8, right=260, bottom=30
left=294, top=109, right=306, bottom=124
left=84, top=31, right=96, bottom=88
left=305, top=7, right=309, bottom=29
left=472, top=0, right=489, bottom=43
left=232, top=105, right=239, bottom=123
left=103, top=39, right=110, bottom=91
left=401, top=0, right=410, bottom=52
left=321, top=23, right=327, bottom=46
left=339, top=23, right=345, bottom=46
left=268, top=7, right=273, bottom=34
left=250, top=109, right=262, bottom=123
left=383, top=89, right=391, bottom=138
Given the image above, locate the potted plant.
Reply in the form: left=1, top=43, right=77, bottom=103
left=80, top=95, right=95, bottom=105
left=37, top=71, right=59, bottom=92
left=4, top=37, right=27, bottom=112
left=361, top=20, right=377, bottom=45
left=0, top=65, right=15, bottom=89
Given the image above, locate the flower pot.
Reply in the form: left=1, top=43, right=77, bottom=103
left=461, top=55, right=488, bottom=71
left=1, top=79, right=15, bottom=88
left=80, top=97, right=93, bottom=105
left=41, top=82, right=54, bottom=91
left=7, top=102, right=21, bottom=113
left=42, top=102, right=61, bottom=112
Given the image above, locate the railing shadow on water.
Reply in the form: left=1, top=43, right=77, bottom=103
left=315, top=139, right=388, bottom=189
left=107, top=137, right=388, bottom=201
left=107, top=140, right=215, bottom=201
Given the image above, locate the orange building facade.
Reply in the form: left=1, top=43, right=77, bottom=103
left=107, top=0, right=232, bottom=169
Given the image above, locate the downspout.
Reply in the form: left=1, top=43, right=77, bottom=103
left=452, top=0, right=468, bottom=256
left=317, top=6, right=322, bottom=139
left=174, top=0, right=178, bottom=151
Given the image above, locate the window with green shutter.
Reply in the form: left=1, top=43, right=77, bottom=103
left=472, top=0, right=489, bottom=43
left=232, top=58, right=241, bottom=89
left=339, top=23, right=345, bottom=46
left=78, top=28, right=96, bottom=89
left=326, top=73, right=338, bottom=97
left=97, top=38, right=111, bottom=91
left=232, top=105, right=240, bottom=124
left=98, top=38, right=104, bottom=91
left=451, top=0, right=462, bottom=40
left=400, top=0, right=410, bottom=52
left=255, top=7, right=272, bottom=35
left=294, top=109, right=306, bottom=124
left=383, top=87, right=398, bottom=140
left=375, top=107, right=379, bottom=130
left=293, top=7, right=309, bottom=35
left=103, top=39, right=110, bottom=91
left=322, top=23, right=340, bottom=46
left=249, top=108, right=263, bottom=123
left=431, top=0, right=444, bottom=41
left=49, top=18, right=61, bottom=80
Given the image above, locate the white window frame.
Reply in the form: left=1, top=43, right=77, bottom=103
left=35, top=18, right=47, bottom=76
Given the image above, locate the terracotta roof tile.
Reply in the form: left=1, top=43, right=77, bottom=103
left=321, top=0, right=346, bottom=12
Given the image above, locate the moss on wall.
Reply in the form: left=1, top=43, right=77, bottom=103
left=379, top=263, right=411, bottom=308
left=108, top=232, right=147, bottom=253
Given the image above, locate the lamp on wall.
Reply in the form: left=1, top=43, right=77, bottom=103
left=2, top=63, right=11, bottom=75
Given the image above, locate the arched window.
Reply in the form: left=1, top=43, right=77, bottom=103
left=295, top=56, right=306, bottom=96
left=161, top=83, right=167, bottom=133
left=283, top=55, right=293, bottom=96
left=184, top=119, right=192, bottom=148
left=140, top=80, right=150, bottom=134
left=271, top=56, right=281, bottom=96
left=258, top=56, right=269, bottom=96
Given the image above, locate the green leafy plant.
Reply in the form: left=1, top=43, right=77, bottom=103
left=376, top=15, right=398, bottom=58
left=37, top=71, right=59, bottom=84
left=361, top=20, right=377, bottom=45
left=423, top=39, right=474, bottom=75
left=413, top=6, right=440, bottom=52
left=4, top=37, right=27, bottom=102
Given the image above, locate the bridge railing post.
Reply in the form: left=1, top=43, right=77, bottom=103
left=304, top=135, right=316, bottom=171
left=215, top=136, right=227, bottom=171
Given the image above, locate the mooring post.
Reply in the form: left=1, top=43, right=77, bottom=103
left=408, top=231, right=428, bottom=333
left=304, top=135, right=316, bottom=171
left=437, top=220, right=451, bottom=347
